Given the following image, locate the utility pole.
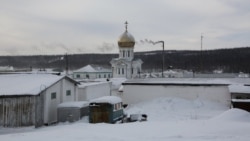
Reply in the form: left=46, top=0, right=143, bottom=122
left=65, top=53, right=69, bottom=75
left=200, top=33, right=203, bottom=72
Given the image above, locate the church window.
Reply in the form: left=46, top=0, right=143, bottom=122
left=122, top=68, right=124, bottom=74
left=137, top=68, right=140, bottom=74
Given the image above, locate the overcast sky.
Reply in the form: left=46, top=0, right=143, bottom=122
left=0, top=0, right=250, bottom=55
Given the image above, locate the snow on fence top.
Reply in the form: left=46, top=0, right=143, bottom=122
left=90, top=96, right=122, bottom=104
left=58, top=101, right=89, bottom=108
left=123, top=78, right=250, bottom=86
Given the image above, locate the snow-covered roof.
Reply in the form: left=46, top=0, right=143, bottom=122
left=0, top=74, right=66, bottom=96
left=74, top=65, right=97, bottom=73
left=229, top=84, right=250, bottom=94
left=74, top=65, right=111, bottom=73
left=90, top=96, right=122, bottom=104
left=58, top=101, right=89, bottom=108
left=232, top=99, right=250, bottom=102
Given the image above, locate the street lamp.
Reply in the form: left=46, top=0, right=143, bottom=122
left=153, top=41, right=164, bottom=78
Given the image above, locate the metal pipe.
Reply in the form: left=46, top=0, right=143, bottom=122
left=154, top=41, right=164, bottom=78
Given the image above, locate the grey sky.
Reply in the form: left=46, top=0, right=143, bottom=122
left=0, top=0, right=250, bottom=55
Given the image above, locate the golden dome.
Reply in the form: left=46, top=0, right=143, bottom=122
left=118, top=21, right=135, bottom=48
left=118, top=31, right=135, bottom=48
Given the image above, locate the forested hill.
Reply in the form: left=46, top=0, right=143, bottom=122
left=0, top=47, right=250, bottom=73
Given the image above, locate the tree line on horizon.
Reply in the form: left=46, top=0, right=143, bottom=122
left=0, top=47, right=249, bottom=73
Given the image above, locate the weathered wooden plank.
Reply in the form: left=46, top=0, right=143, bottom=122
left=35, top=93, right=44, bottom=128
left=0, top=99, right=3, bottom=126
left=0, top=96, right=37, bottom=127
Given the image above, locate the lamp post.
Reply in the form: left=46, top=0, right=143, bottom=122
left=153, top=41, right=164, bottom=78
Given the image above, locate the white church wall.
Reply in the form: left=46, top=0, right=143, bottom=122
left=122, top=84, right=231, bottom=107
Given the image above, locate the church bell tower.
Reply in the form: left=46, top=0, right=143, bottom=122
left=110, top=21, right=143, bottom=79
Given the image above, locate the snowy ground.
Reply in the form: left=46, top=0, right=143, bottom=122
left=1, top=97, right=250, bottom=141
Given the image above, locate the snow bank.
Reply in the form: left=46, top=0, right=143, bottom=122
left=211, top=108, right=250, bottom=122
left=125, top=97, right=228, bottom=121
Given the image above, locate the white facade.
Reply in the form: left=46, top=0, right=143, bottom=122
left=77, top=82, right=111, bottom=101
left=43, top=78, right=78, bottom=125
left=111, top=58, right=143, bottom=79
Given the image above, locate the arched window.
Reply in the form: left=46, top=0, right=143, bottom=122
left=123, top=50, right=125, bottom=57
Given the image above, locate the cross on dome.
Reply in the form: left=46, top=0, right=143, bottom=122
left=125, top=21, right=128, bottom=32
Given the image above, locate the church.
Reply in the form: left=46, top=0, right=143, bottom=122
left=110, top=22, right=143, bottom=79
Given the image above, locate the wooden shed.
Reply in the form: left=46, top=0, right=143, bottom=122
left=0, top=74, right=78, bottom=127
left=89, top=96, right=124, bottom=123
left=57, top=101, right=89, bottom=123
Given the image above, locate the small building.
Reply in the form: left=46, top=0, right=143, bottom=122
left=89, top=96, right=123, bottom=123
left=77, top=81, right=112, bottom=101
left=0, top=74, right=78, bottom=127
left=0, top=66, right=14, bottom=72
left=57, top=101, right=89, bottom=123
left=229, top=84, right=250, bottom=112
left=73, top=65, right=112, bottom=79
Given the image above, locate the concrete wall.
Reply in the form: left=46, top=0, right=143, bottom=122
left=122, top=84, right=231, bottom=107
left=78, top=82, right=111, bottom=101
